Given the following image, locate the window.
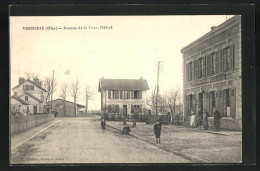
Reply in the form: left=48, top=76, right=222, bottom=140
left=133, top=91, right=142, bottom=99
left=122, top=91, right=128, bottom=99
left=187, top=62, right=192, bottom=82
left=25, top=96, right=28, bottom=101
left=108, top=90, right=118, bottom=99
left=107, top=104, right=119, bottom=113
left=198, top=57, right=204, bottom=79
left=131, top=105, right=142, bottom=114
left=23, top=85, right=30, bottom=91
left=30, top=85, right=34, bottom=91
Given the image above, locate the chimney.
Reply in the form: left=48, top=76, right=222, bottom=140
left=19, top=77, right=25, bottom=85
left=140, top=77, right=143, bottom=80
left=211, top=26, right=217, bottom=30
left=33, top=77, right=40, bottom=86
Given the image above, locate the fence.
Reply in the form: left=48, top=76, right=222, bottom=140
left=11, top=113, right=55, bottom=135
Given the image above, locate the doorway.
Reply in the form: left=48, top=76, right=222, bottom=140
left=123, top=105, right=127, bottom=120
left=223, top=89, right=230, bottom=117
left=33, top=106, right=37, bottom=114
left=198, top=93, right=203, bottom=111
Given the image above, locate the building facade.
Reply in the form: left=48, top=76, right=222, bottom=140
left=11, top=77, right=47, bottom=115
left=98, top=78, right=149, bottom=121
left=181, top=16, right=241, bottom=130
left=47, top=99, right=85, bottom=117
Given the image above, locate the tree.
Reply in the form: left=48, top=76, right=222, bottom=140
left=59, top=83, right=68, bottom=116
left=70, top=77, right=80, bottom=115
left=24, top=72, right=39, bottom=80
left=42, top=77, right=57, bottom=103
left=85, top=86, right=95, bottom=114
left=164, top=87, right=182, bottom=115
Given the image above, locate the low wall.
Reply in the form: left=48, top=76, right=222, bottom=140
left=11, top=114, right=55, bottom=135
left=208, top=117, right=241, bottom=131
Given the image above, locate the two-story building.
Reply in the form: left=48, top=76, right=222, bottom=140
left=11, top=77, right=47, bottom=115
left=181, top=16, right=241, bottom=130
left=98, top=77, right=149, bottom=121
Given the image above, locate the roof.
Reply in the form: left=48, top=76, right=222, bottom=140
left=181, top=15, right=241, bottom=53
left=47, top=99, right=85, bottom=108
left=98, top=78, right=149, bottom=92
left=12, top=79, right=47, bottom=92
left=11, top=96, right=30, bottom=105
left=19, top=92, right=43, bottom=103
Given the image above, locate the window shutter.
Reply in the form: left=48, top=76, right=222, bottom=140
left=127, top=91, right=130, bottom=99
left=131, top=105, right=134, bottom=113
left=139, top=91, right=142, bottom=99
left=139, top=105, right=142, bottom=113
left=108, top=105, right=111, bottom=113
left=195, top=60, right=198, bottom=80
left=108, top=90, right=111, bottom=99
left=216, top=51, right=219, bottom=74
left=186, top=63, right=189, bottom=82
left=201, top=57, right=204, bottom=78
left=131, top=91, right=134, bottom=99
left=115, top=105, right=119, bottom=113
left=219, top=50, right=223, bottom=73
left=223, top=48, right=227, bottom=72
left=191, top=62, right=194, bottom=81
left=119, top=90, right=122, bottom=99
left=230, top=45, right=234, bottom=70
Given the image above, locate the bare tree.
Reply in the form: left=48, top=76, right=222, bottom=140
left=42, top=77, right=57, bottom=103
left=24, top=72, right=39, bottom=80
left=147, top=87, right=167, bottom=113
left=85, top=86, right=95, bottom=114
left=70, top=77, right=80, bottom=115
left=164, top=88, right=182, bottom=115
left=59, top=83, right=68, bottom=115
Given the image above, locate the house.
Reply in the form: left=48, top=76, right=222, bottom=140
left=11, top=77, right=47, bottom=115
left=47, top=99, right=85, bottom=117
left=98, top=77, right=149, bottom=121
left=181, top=16, right=241, bottom=130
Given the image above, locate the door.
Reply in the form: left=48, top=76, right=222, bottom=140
left=123, top=105, right=127, bottom=120
left=199, top=93, right=203, bottom=110
left=33, top=106, right=37, bottom=114
left=223, top=89, right=230, bottom=117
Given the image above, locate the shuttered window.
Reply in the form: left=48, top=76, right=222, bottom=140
left=215, top=51, right=219, bottom=74
left=230, top=45, right=235, bottom=70
left=219, top=49, right=223, bottom=73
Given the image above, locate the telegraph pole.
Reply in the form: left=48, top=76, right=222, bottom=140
left=51, top=70, right=54, bottom=112
left=155, top=61, right=163, bottom=116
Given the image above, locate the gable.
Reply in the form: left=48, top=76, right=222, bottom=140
left=18, top=93, right=42, bottom=103
left=99, top=79, right=149, bottom=91
left=12, top=80, right=47, bottom=92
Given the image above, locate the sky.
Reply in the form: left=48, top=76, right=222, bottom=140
left=10, top=15, right=234, bottom=110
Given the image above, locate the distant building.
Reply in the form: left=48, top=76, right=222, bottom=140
left=47, top=99, right=85, bottom=117
left=98, top=77, right=149, bottom=121
left=181, top=16, right=241, bottom=130
left=11, top=77, right=47, bottom=115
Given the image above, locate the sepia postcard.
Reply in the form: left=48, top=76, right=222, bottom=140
left=10, top=14, right=242, bottom=164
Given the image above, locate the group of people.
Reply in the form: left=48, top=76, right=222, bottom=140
left=190, top=107, right=221, bottom=131
left=100, top=118, right=162, bottom=144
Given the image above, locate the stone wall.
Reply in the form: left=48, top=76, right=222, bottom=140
left=11, top=114, right=55, bottom=135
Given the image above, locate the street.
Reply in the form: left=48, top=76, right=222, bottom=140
left=11, top=117, right=190, bottom=164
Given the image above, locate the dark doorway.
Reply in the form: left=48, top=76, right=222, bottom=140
left=123, top=105, right=127, bottom=120
left=223, top=89, right=230, bottom=117
left=33, top=106, right=37, bottom=114
left=199, top=93, right=203, bottom=111
left=209, top=91, right=216, bottom=116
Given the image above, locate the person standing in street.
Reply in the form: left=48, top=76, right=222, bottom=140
left=101, top=118, right=106, bottom=132
left=202, top=109, right=209, bottom=130
left=196, top=108, right=203, bottom=128
left=190, top=108, right=196, bottom=127
left=213, top=107, right=221, bottom=131
left=154, top=121, right=162, bottom=144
